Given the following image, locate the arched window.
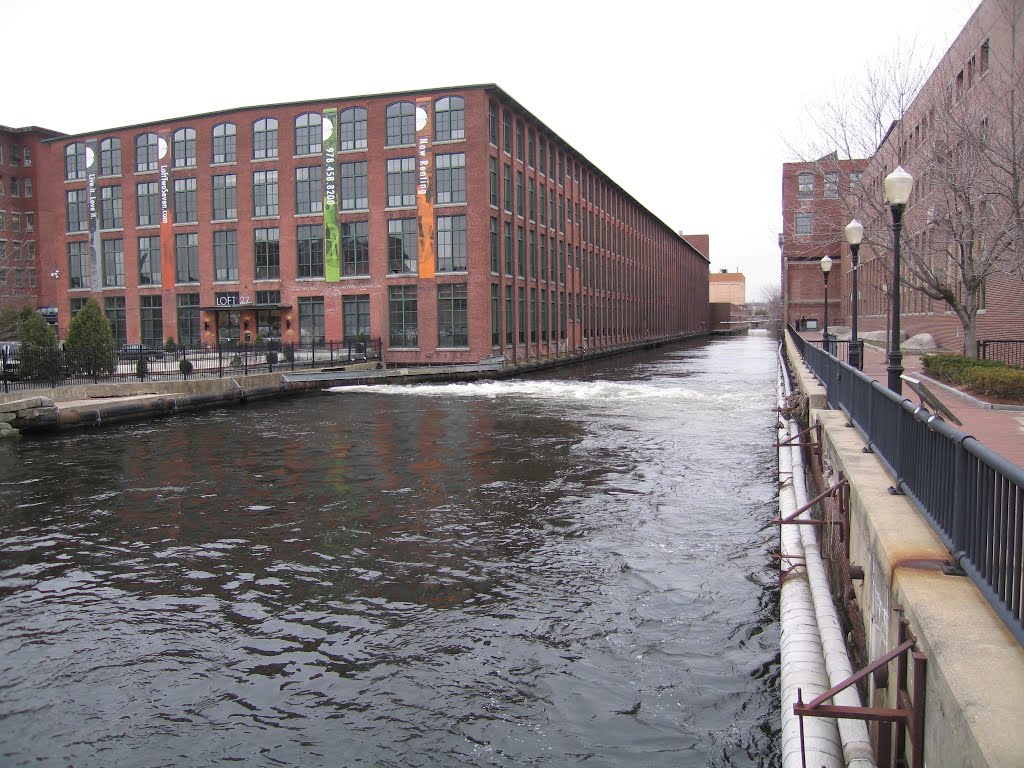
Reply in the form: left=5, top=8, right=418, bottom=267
left=173, top=127, right=196, bottom=167
left=385, top=102, right=415, bottom=146
left=212, top=123, right=236, bottom=164
left=253, top=118, right=278, bottom=160
left=339, top=107, right=367, bottom=151
left=99, top=138, right=121, bottom=176
left=294, top=113, right=322, bottom=155
left=135, top=133, right=159, bottom=173
left=64, top=142, right=86, bottom=180
left=435, top=96, right=465, bottom=142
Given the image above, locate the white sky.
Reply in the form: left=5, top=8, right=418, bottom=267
left=6, top=0, right=981, bottom=302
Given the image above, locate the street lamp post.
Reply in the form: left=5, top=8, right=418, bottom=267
left=845, top=219, right=864, bottom=370
left=883, top=166, right=914, bottom=394
left=820, top=254, right=833, bottom=352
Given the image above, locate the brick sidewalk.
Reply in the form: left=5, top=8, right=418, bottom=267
left=858, top=342, right=1024, bottom=470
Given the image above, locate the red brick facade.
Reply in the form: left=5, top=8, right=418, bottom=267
left=4, top=85, right=710, bottom=364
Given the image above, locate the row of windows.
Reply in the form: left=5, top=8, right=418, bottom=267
left=0, top=239, right=36, bottom=261
left=0, top=266, right=36, bottom=289
left=0, top=211, right=35, bottom=233
left=0, top=176, right=32, bottom=198
left=63, top=97, right=466, bottom=179
left=65, top=217, right=469, bottom=288
left=65, top=156, right=467, bottom=231
left=796, top=170, right=860, bottom=200
left=0, top=145, right=32, bottom=167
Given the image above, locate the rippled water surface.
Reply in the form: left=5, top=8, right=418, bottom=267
left=0, top=335, right=780, bottom=767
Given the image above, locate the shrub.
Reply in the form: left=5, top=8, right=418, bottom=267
left=18, top=311, right=60, bottom=381
left=963, top=365, right=1024, bottom=401
left=64, top=298, right=116, bottom=375
left=179, top=359, right=194, bottom=376
left=165, top=337, right=177, bottom=352
left=230, top=354, right=241, bottom=367
left=266, top=351, right=278, bottom=365
left=136, top=356, right=148, bottom=380
left=283, top=345, right=295, bottom=363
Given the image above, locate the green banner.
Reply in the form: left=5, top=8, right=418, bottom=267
left=323, top=108, right=340, bottom=282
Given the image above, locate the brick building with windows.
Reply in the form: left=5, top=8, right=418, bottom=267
left=782, top=0, right=1024, bottom=353
left=2, top=84, right=710, bottom=364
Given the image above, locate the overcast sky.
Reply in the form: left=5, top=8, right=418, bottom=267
left=7, top=0, right=981, bottom=301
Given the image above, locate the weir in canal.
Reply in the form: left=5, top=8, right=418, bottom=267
left=0, top=334, right=781, bottom=767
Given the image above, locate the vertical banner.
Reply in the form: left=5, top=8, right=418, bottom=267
left=415, top=97, right=435, bottom=279
left=86, top=139, right=101, bottom=290
left=323, top=108, right=340, bottom=282
left=159, top=132, right=174, bottom=288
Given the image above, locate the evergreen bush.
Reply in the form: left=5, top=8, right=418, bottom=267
left=64, top=299, right=116, bottom=375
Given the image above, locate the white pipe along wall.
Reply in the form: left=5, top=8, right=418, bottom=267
left=777, top=347, right=876, bottom=768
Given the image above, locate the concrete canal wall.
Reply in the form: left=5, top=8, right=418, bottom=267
left=784, top=333, right=1024, bottom=768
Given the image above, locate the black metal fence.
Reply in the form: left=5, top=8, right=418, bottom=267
left=978, top=339, right=1024, bottom=369
left=790, top=326, right=1024, bottom=646
left=807, top=337, right=865, bottom=370
left=1, top=339, right=382, bottom=394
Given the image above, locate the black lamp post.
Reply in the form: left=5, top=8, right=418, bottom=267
left=820, top=254, right=833, bottom=350
left=884, top=166, right=914, bottom=394
left=845, top=219, right=864, bottom=369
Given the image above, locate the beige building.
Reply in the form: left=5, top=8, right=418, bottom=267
left=709, top=269, right=746, bottom=305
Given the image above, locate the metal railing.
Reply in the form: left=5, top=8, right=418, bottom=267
left=789, top=326, right=1024, bottom=646
left=807, top=337, right=864, bottom=370
left=978, top=339, right=1024, bottom=369
left=1, top=339, right=383, bottom=394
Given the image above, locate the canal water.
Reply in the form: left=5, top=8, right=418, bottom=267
left=0, top=334, right=780, bottom=767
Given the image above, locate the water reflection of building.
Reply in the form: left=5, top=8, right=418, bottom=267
left=6, top=85, right=710, bottom=364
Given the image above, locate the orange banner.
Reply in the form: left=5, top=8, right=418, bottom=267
left=415, top=97, right=435, bottom=279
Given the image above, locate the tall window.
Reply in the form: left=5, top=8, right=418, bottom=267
left=436, top=153, right=466, bottom=204
left=212, top=123, right=237, bottom=164
left=64, top=142, right=86, bottom=180
left=490, top=217, right=499, bottom=273
left=177, top=293, right=201, bottom=347
left=173, top=128, right=196, bottom=167
left=502, top=110, right=512, bottom=154
left=388, top=285, right=417, bottom=347
left=136, top=133, right=159, bottom=172
left=102, top=239, right=125, bottom=287
left=173, top=178, right=197, bottom=223
left=518, top=287, right=526, bottom=343
left=795, top=212, right=812, bottom=234
left=66, top=190, right=87, bottom=232
left=491, top=284, right=500, bottom=346
left=488, top=102, right=498, bottom=146
left=100, top=138, right=121, bottom=176
left=504, top=221, right=513, bottom=275
left=339, top=107, right=367, bottom=151
left=213, top=230, right=238, bottom=282
left=294, top=113, right=322, bottom=155
left=387, top=158, right=416, bottom=207
left=140, top=295, right=163, bottom=347
left=341, top=221, right=369, bottom=276
left=797, top=172, right=814, bottom=198
left=434, top=96, right=465, bottom=141
left=68, top=241, right=90, bottom=289
left=515, top=121, right=524, bottom=160
left=253, top=118, right=278, bottom=160
left=212, top=174, right=237, bottom=220
left=437, top=215, right=467, bottom=272
left=254, top=227, right=280, bottom=280
left=295, top=166, right=323, bottom=214
left=105, top=297, right=127, bottom=346
left=516, top=171, right=524, bottom=216
left=343, top=294, right=370, bottom=341
left=297, top=224, right=324, bottom=278
left=253, top=170, right=279, bottom=217
left=505, top=285, right=513, bottom=344
left=385, top=102, right=415, bottom=146
left=298, top=296, right=325, bottom=344
left=489, top=157, right=498, bottom=207
left=137, top=182, right=160, bottom=226
left=341, top=161, right=368, bottom=210
left=438, top=283, right=468, bottom=347
left=824, top=172, right=839, bottom=199
left=503, top=164, right=513, bottom=213
left=387, top=218, right=417, bottom=274
left=100, top=186, right=123, bottom=230
left=175, top=232, right=199, bottom=282
left=138, top=236, right=160, bottom=285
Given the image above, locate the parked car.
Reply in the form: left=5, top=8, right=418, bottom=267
left=118, top=344, right=164, bottom=362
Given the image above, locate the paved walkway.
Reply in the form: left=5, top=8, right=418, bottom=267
left=853, top=340, right=1024, bottom=470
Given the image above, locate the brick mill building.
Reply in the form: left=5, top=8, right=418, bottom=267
left=782, top=0, right=1024, bottom=353
left=0, top=84, right=710, bottom=366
